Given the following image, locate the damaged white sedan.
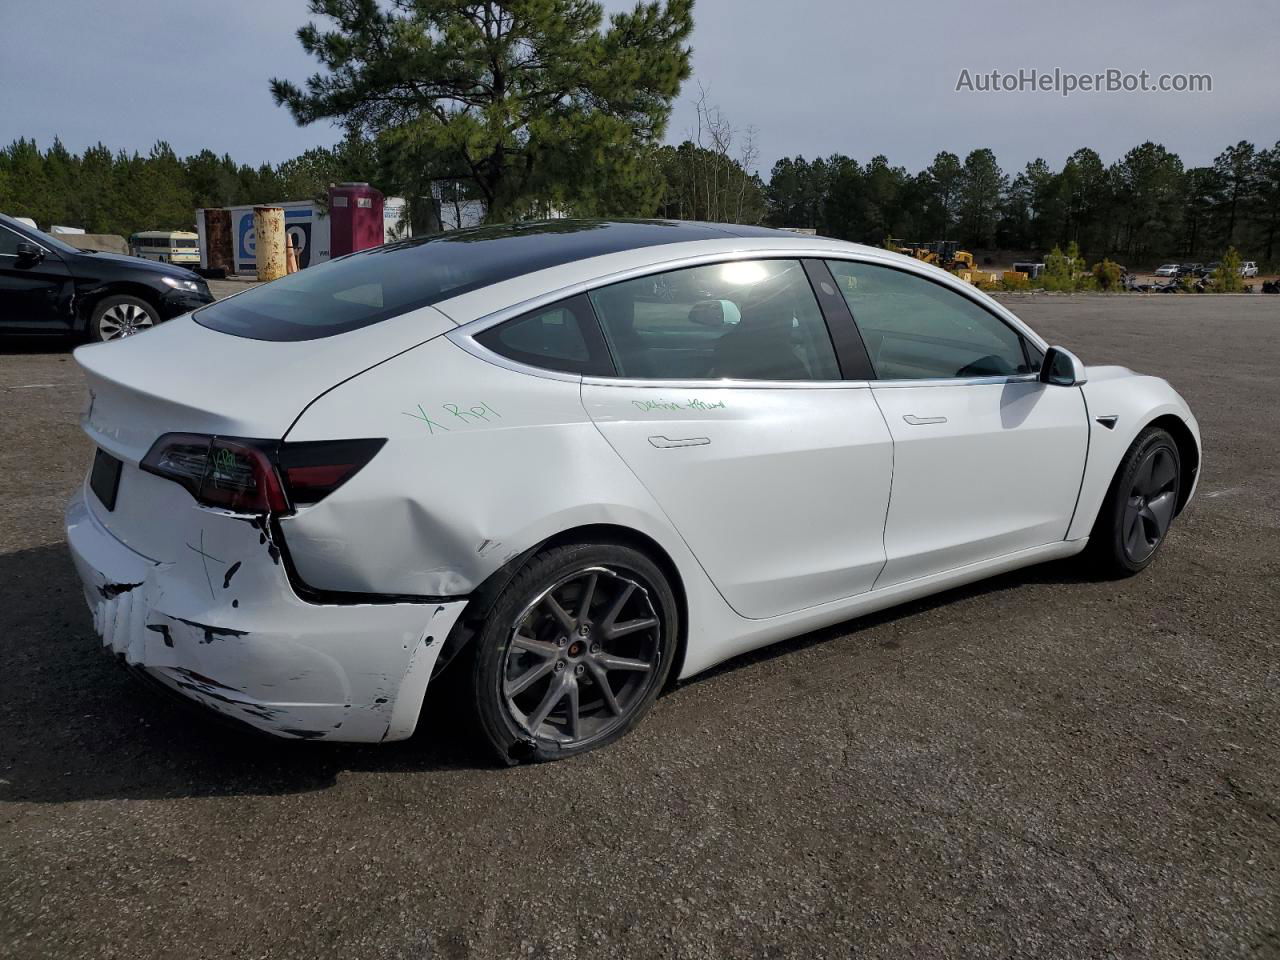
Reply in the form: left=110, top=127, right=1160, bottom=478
left=67, top=220, right=1201, bottom=762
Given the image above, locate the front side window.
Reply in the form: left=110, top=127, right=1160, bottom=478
left=826, top=260, right=1037, bottom=380
left=475, top=294, right=612, bottom=376
left=588, top=259, right=840, bottom=381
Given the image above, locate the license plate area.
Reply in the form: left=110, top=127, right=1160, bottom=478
left=90, top=448, right=123, bottom=511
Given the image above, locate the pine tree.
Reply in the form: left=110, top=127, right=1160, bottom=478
left=270, top=0, right=694, bottom=221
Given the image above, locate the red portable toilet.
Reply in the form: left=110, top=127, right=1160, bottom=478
left=328, top=183, right=385, bottom=257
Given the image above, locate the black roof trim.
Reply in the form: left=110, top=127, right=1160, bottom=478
left=699, top=222, right=800, bottom=239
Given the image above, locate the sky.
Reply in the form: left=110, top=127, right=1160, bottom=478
left=3, top=0, right=1278, bottom=177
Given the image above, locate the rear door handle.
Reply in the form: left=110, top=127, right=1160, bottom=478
left=902, top=414, right=948, bottom=425
left=648, top=435, right=711, bottom=448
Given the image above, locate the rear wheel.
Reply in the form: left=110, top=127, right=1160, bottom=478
left=470, top=543, right=678, bottom=764
left=1089, top=427, right=1181, bottom=576
left=91, top=295, right=159, bottom=342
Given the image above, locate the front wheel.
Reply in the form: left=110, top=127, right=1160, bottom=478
left=469, top=543, right=678, bottom=764
left=90, top=295, right=160, bottom=342
left=1089, top=426, right=1182, bottom=576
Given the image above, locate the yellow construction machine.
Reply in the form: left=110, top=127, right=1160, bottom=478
left=889, top=240, right=996, bottom=286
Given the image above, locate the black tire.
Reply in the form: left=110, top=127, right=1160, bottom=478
left=89, top=294, right=160, bottom=342
left=1088, top=426, right=1182, bottom=577
left=469, top=542, right=678, bottom=765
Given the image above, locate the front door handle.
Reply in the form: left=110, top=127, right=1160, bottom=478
left=648, top=435, right=711, bottom=448
left=902, top=414, right=948, bottom=425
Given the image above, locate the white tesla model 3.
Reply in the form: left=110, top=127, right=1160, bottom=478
left=66, top=220, right=1201, bottom=762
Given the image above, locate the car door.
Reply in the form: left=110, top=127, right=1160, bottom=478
left=0, top=226, right=74, bottom=332
left=826, top=258, right=1088, bottom=588
left=580, top=258, right=894, bottom=620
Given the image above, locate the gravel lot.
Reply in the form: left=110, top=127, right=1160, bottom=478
left=1, top=294, right=1277, bottom=959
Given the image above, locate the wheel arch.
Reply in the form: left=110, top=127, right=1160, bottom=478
left=1145, top=413, right=1199, bottom=516
left=1070, top=374, right=1201, bottom=542
left=76, top=282, right=164, bottom=331
left=433, top=521, right=690, bottom=692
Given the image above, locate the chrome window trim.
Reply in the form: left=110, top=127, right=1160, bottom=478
left=868, top=373, right=1040, bottom=389
left=448, top=329, right=877, bottom=391
left=582, top=376, right=874, bottom=391
left=448, top=246, right=1048, bottom=389
left=450, top=250, right=828, bottom=338
left=446, top=328, right=584, bottom=384
left=452, top=252, right=853, bottom=389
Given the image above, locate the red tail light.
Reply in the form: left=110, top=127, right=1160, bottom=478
left=141, top=435, right=384, bottom=513
left=276, top=439, right=386, bottom=505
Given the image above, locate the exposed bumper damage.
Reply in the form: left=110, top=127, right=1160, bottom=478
left=66, top=488, right=467, bottom=742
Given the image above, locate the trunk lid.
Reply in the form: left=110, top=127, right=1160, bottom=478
left=77, top=308, right=455, bottom=463
left=75, top=307, right=454, bottom=560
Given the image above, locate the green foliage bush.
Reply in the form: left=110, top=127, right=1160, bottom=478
left=1092, top=258, right=1122, bottom=290
left=1040, top=242, right=1088, bottom=291
left=1212, top=247, right=1244, bottom=292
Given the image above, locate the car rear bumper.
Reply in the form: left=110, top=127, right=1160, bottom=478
left=65, top=486, right=467, bottom=742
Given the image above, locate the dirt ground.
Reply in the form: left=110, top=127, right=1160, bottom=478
left=1, top=295, right=1277, bottom=959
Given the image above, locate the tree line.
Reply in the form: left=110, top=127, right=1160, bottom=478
left=0, top=135, right=377, bottom=238
left=6, top=133, right=1277, bottom=267
left=5, top=0, right=1276, bottom=269
left=766, top=141, right=1280, bottom=265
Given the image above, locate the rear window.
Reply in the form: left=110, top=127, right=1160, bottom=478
left=474, top=295, right=613, bottom=376
left=194, top=220, right=716, bottom=342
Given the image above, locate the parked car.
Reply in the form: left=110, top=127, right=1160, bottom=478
left=1177, top=262, right=1203, bottom=278
left=1153, top=263, right=1180, bottom=277
left=0, top=213, right=213, bottom=341
left=65, top=220, right=1202, bottom=763
left=1240, top=261, right=1259, bottom=278
left=1202, top=261, right=1221, bottom=278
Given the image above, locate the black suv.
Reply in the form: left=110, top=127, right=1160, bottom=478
left=0, top=213, right=214, bottom=341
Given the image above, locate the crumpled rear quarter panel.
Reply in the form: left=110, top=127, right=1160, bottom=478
left=280, top=336, right=689, bottom=599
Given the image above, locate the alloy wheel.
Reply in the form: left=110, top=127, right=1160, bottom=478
left=98, top=302, right=155, bottom=340
left=502, top=565, right=663, bottom=747
left=1122, top=445, right=1179, bottom=563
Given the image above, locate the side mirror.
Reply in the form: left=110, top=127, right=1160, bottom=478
left=1040, top=345, right=1087, bottom=387
left=15, top=241, right=44, bottom=264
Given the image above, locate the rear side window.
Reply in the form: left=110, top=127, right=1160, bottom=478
left=825, top=260, right=1037, bottom=380
left=475, top=295, right=613, bottom=376
left=587, top=259, right=840, bottom=381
